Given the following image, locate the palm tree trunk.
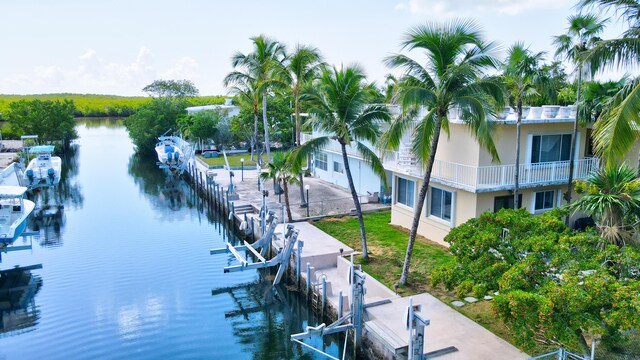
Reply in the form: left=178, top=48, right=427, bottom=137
left=283, top=180, right=293, bottom=222
left=252, top=110, right=259, bottom=162
left=340, top=143, right=368, bottom=259
left=262, top=93, right=272, bottom=162
left=514, top=102, right=522, bottom=209
left=294, top=96, right=307, bottom=206
left=566, top=64, right=583, bottom=217
left=399, top=116, right=443, bottom=285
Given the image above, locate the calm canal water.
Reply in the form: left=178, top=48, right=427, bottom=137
left=0, top=119, right=347, bottom=359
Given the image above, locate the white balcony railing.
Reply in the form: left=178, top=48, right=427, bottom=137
left=301, top=132, right=374, bottom=159
left=387, top=156, right=600, bottom=192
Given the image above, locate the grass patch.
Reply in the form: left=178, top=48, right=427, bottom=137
left=197, top=151, right=286, bottom=167
left=313, top=211, right=551, bottom=355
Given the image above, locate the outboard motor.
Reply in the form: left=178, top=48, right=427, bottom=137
left=48, top=168, right=55, bottom=182
left=174, top=152, right=179, bottom=163
left=26, top=169, right=34, bottom=183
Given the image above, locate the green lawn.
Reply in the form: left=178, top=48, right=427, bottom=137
left=313, top=211, right=545, bottom=355
left=197, top=151, right=287, bottom=167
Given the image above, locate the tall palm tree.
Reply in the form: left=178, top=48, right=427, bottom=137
left=568, top=163, right=640, bottom=245
left=503, top=43, right=546, bottom=209
left=578, top=1, right=640, bottom=172
left=290, top=65, right=391, bottom=260
left=382, top=20, right=504, bottom=285
left=226, top=35, right=286, bottom=164
left=283, top=44, right=325, bottom=207
left=260, top=152, right=298, bottom=222
left=224, top=70, right=260, bottom=162
left=552, top=14, right=607, bottom=207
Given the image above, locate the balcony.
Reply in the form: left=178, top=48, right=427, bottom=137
left=386, top=152, right=599, bottom=193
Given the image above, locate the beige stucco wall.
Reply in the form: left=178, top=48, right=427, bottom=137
left=391, top=172, right=578, bottom=245
left=435, top=124, right=481, bottom=166
left=477, top=121, right=589, bottom=166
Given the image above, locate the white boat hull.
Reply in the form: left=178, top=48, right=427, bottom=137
left=24, top=157, right=62, bottom=186
left=0, top=199, right=35, bottom=242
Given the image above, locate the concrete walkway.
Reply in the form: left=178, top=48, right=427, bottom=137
left=286, top=221, right=528, bottom=359
left=192, top=157, right=388, bottom=220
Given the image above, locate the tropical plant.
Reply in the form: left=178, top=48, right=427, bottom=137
left=433, top=208, right=640, bottom=354
left=259, top=152, right=298, bottom=222
left=502, top=43, right=546, bottom=209
left=578, top=1, right=640, bottom=171
left=381, top=20, right=504, bottom=285
left=226, top=79, right=260, bottom=161
left=4, top=99, right=78, bottom=150
left=225, top=35, right=286, bottom=164
left=553, top=13, right=607, bottom=207
left=282, top=44, right=325, bottom=206
left=290, top=65, right=391, bottom=260
left=579, top=79, right=626, bottom=122
left=569, top=163, right=640, bottom=245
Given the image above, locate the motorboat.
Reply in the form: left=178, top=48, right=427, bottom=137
left=155, top=136, right=192, bottom=173
left=0, top=186, right=35, bottom=242
left=24, top=145, right=61, bottom=186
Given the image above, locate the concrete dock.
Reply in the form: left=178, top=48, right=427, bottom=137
left=286, top=221, right=529, bottom=359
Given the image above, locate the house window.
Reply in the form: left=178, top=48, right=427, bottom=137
left=585, top=129, right=595, bottom=157
left=315, top=153, right=328, bottom=171
left=333, top=161, right=344, bottom=174
left=534, top=190, right=555, bottom=211
left=531, top=134, right=572, bottom=163
left=430, top=187, right=453, bottom=221
left=396, top=177, right=415, bottom=208
left=494, top=195, right=522, bottom=212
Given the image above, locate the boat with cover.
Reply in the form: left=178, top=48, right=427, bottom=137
left=0, top=186, right=35, bottom=242
left=24, top=145, right=62, bottom=186
left=155, top=136, right=191, bottom=173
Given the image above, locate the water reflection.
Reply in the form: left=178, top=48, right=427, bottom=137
left=212, top=278, right=350, bottom=360
left=0, top=266, right=42, bottom=336
left=27, top=144, right=81, bottom=248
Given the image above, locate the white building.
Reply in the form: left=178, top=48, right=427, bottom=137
left=185, top=98, right=240, bottom=118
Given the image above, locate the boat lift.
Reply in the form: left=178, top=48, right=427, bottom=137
left=210, top=211, right=299, bottom=287
left=290, top=255, right=366, bottom=360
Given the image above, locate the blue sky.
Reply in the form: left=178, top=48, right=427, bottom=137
left=0, top=0, right=628, bottom=96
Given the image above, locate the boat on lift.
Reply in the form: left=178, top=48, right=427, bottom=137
left=24, top=145, right=62, bottom=187
left=0, top=186, right=35, bottom=242
left=155, top=135, right=191, bottom=173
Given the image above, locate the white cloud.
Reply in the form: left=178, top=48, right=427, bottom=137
left=1, top=47, right=199, bottom=96
left=396, top=0, right=573, bottom=16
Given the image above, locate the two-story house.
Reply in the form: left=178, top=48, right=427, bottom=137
left=386, top=105, right=606, bottom=244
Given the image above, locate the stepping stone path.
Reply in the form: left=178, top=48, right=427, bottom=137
left=451, top=300, right=465, bottom=307
left=464, top=297, right=478, bottom=303
left=483, top=295, right=493, bottom=300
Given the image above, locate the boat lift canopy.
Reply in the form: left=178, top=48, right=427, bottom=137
left=0, top=186, right=28, bottom=198
left=29, top=145, right=55, bottom=153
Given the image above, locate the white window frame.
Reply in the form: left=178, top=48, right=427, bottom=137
left=333, top=161, right=344, bottom=174
left=526, top=132, right=580, bottom=164
left=395, top=176, right=415, bottom=209
left=315, top=152, right=328, bottom=171
left=427, top=186, right=456, bottom=226
left=532, top=189, right=558, bottom=213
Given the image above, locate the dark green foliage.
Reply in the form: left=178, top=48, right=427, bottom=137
left=230, top=95, right=293, bottom=148
left=179, top=110, right=221, bottom=147
left=4, top=99, right=78, bottom=148
left=123, top=98, right=187, bottom=154
left=143, top=79, right=199, bottom=98
left=433, top=208, right=640, bottom=353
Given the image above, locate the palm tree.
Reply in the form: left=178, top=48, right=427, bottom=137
left=568, top=163, right=640, bottom=245
left=503, top=43, right=546, bottom=209
left=578, top=1, right=640, bottom=172
left=260, top=152, right=298, bottom=222
left=224, top=69, right=260, bottom=162
left=382, top=20, right=504, bottom=286
left=552, top=14, right=607, bottom=207
left=225, top=35, right=286, bottom=164
left=283, top=44, right=325, bottom=207
left=290, top=65, right=391, bottom=260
